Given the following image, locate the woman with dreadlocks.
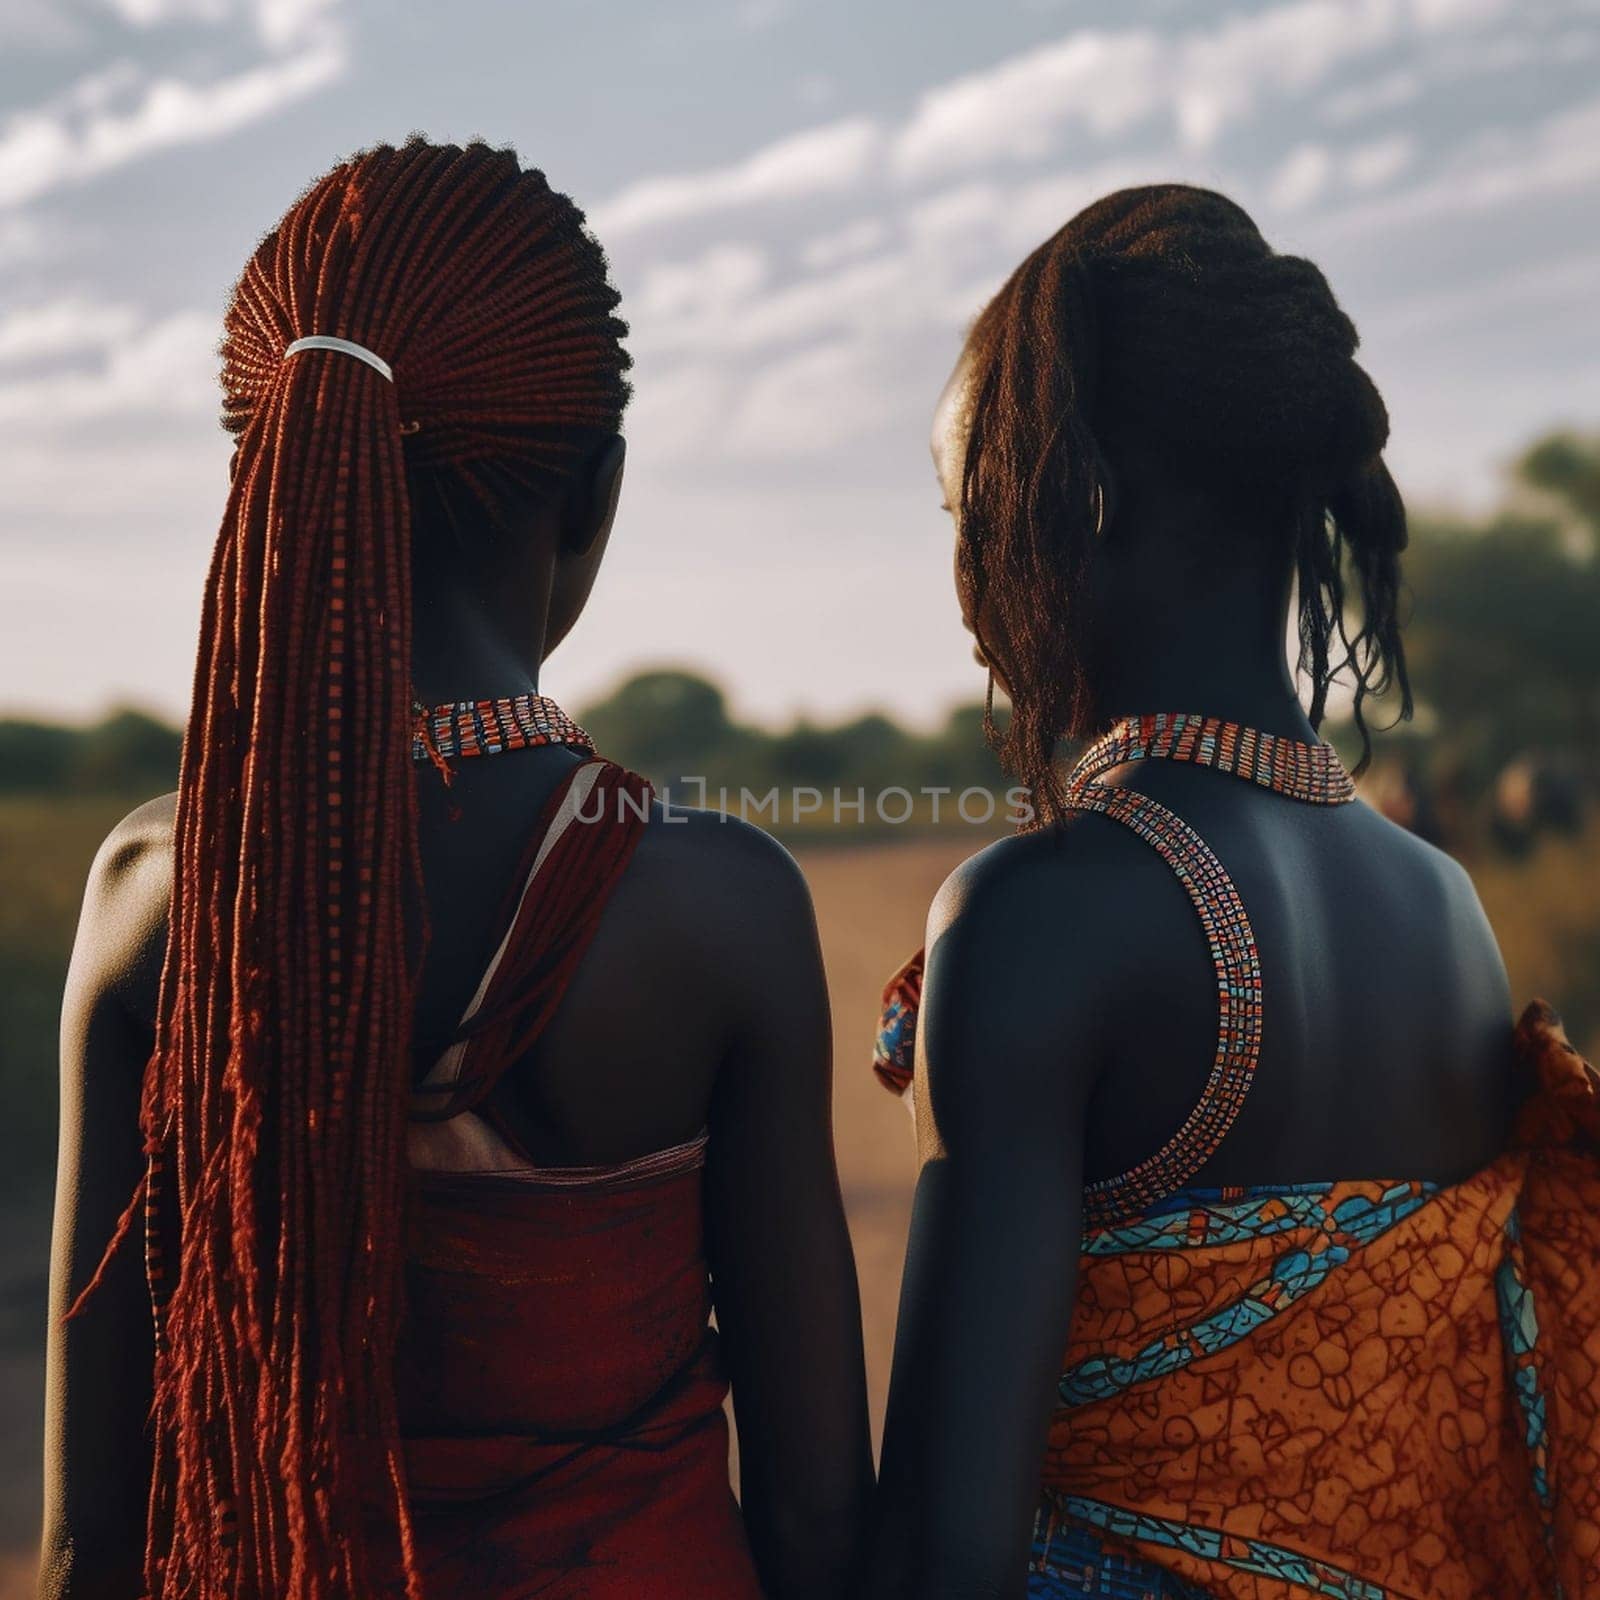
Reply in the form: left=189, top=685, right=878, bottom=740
left=41, top=138, right=872, bottom=1600
left=866, top=185, right=1600, bottom=1598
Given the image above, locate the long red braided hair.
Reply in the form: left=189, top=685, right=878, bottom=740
left=116, top=138, right=629, bottom=1597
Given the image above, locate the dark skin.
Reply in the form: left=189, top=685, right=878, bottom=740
left=867, top=356, right=1519, bottom=1599
left=42, top=436, right=874, bottom=1600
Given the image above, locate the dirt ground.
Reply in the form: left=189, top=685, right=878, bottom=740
left=796, top=836, right=973, bottom=1450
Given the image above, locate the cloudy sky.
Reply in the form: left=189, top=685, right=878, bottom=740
left=2, top=0, right=1597, bottom=729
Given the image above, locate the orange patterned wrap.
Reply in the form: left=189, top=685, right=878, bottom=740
left=1040, top=1001, right=1600, bottom=1600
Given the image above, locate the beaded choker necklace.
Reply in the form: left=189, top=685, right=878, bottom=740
left=1069, top=711, right=1356, bottom=805
left=411, top=693, right=595, bottom=766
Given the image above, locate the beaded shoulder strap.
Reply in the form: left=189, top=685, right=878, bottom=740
left=1065, top=713, right=1354, bottom=1225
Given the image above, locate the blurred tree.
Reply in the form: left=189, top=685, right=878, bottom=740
left=0, top=720, right=77, bottom=792
left=69, top=708, right=183, bottom=794
left=1516, top=430, right=1600, bottom=543
left=579, top=669, right=744, bottom=778
left=769, top=713, right=915, bottom=791
left=1402, top=431, right=1600, bottom=794
left=921, top=701, right=1010, bottom=793
left=0, top=708, right=180, bottom=796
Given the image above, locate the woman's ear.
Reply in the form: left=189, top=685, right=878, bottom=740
left=562, top=433, right=626, bottom=558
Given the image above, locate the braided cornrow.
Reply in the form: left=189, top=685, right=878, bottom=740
left=138, top=137, right=628, bottom=1598
left=958, top=183, right=1409, bottom=819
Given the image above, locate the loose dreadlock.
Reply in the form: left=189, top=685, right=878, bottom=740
left=957, top=184, right=1410, bottom=820
left=75, top=137, right=630, bottom=1599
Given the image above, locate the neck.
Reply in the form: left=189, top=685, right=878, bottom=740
left=409, top=570, right=552, bottom=707
left=1095, top=542, right=1316, bottom=743
left=1100, top=656, right=1315, bottom=744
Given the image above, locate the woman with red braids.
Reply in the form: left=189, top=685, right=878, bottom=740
left=41, top=137, right=871, bottom=1600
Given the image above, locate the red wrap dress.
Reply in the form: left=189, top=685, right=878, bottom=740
left=370, top=758, right=763, bottom=1598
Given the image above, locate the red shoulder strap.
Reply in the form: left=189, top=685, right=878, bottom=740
left=412, top=759, right=653, bottom=1124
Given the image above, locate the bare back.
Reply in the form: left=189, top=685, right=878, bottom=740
left=1075, top=758, right=1518, bottom=1188
left=43, top=749, right=872, bottom=1600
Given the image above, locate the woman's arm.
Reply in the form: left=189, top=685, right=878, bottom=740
left=869, top=842, right=1099, bottom=1600
left=703, top=822, right=874, bottom=1599
left=40, top=806, right=170, bottom=1600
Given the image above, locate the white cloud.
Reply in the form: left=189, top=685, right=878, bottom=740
left=1410, top=0, right=1509, bottom=26
left=1367, top=248, right=1600, bottom=339
left=734, top=0, right=791, bottom=30
left=633, top=242, right=769, bottom=326
left=1173, top=0, right=1400, bottom=148
left=587, top=0, right=1563, bottom=256
left=899, top=158, right=1165, bottom=262
left=622, top=361, right=731, bottom=463
left=892, top=29, right=1165, bottom=179
left=1345, top=133, right=1415, bottom=189
left=634, top=247, right=922, bottom=360
left=102, top=0, right=230, bottom=25
left=590, top=117, right=883, bottom=241
left=1321, top=15, right=1591, bottom=125
left=1325, top=90, right=1600, bottom=234
left=0, top=40, right=346, bottom=210
left=1268, top=145, right=1334, bottom=212
left=802, top=217, right=889, bottom=271
left=0, top=307, right=217, bottom=425
left=0, top=297, right=142, bottom=362
left=0, top=212, right=77, bottom=271
left=889, top=0, right=1514, bottom=181
left=0, top=0, right=90, bottom=50
left=627, top=154, right=1175, bottom=463
left=252, top=0, right=340, bottom=50
left=1321, top=68, right=1423, bottom=124
left=724, top=340, right=900, bottom=458
left=596, top=0, right=1593, bottom=471
left=100, top=0, right=338, bottom=49
left=1267, top=134, right=1414, bottom=212
left=995, top=161, right=1180, bottom=252
left=0, top=433, right=223, bottom=522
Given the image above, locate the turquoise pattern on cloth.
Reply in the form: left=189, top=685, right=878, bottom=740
left=1495, top=1204, right=1563, bottom=1598
left=1034, top=1180, right=1462, bottom=1598
left=1028, top=1507, right=1214, bottom=1598
left=1061, top=1181, right=1438, bottom=1409
left=1033, top=1493, right=1388, bottom=1599
left=1029, top=1176, right=1567, bottom=1597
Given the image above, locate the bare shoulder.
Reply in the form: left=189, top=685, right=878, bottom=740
left=626, top=804, right=828, bottom=1062
left=920, top=819, right=1128, bottom=1117
left=1348, top=796, right=1499, bottom=928
left=71, top=792, right=176, bottom=1027
left=644, top=798, right=815, bottom=915
left=91, top=792, right=176, bottom=879
left=928, top=812, right=1139, bottom=971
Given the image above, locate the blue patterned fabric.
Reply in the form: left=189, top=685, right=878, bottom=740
left=1495, top=1204, right=1564, bottom=1597
left=1028, top=1505, right=1216, bottom=1598
left=1045, top=1495, right=1390, bottom=1599
left=1080, top=1179, right=1439, bottom=1257
left=1027, top=1170, right=1573, bottom=1598
left=1035, top=1182, right=1452, bottom=1598
left=1061, top=1181, right=1438, bottom=1407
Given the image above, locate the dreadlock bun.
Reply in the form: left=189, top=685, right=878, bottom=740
left=1088, top=208, right=1391, bottom=492
left=959, top=183, right=1410, bottom=815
